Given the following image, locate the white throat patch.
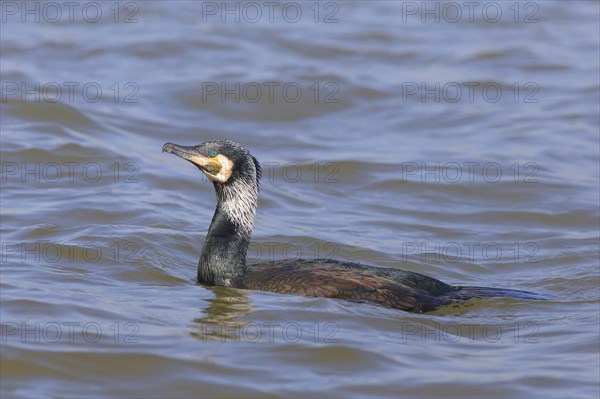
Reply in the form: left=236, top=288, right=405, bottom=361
left=217, top=177, right=258, bottom=235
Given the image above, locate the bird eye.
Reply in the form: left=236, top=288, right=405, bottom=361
left=209, top=150, right=218, bottom=157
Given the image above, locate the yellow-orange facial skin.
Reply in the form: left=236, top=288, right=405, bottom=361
left=185, top=153, right=221, bottom=176
left=202, top=154, right=234, bottom=183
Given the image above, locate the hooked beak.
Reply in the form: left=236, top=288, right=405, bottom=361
left=162, top=142, right=222, bottom=175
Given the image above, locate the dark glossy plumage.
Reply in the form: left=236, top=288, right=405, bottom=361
left=234, top=259, right=545, bottom=312
left=235, top=259, right=452, bottom=312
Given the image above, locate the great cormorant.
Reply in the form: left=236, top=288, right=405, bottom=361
left=163, top=140, right=545, bottom=313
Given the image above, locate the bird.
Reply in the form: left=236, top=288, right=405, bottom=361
left=162, top=140, right=546, bottom=313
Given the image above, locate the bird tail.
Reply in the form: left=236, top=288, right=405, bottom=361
left=449, top=286, right=549, bottom=301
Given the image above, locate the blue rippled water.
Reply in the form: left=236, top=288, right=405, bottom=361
left=1, top=1, right=599, bottom=398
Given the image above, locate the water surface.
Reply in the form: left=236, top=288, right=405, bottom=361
left=1, top=1, right=599, bottom=398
